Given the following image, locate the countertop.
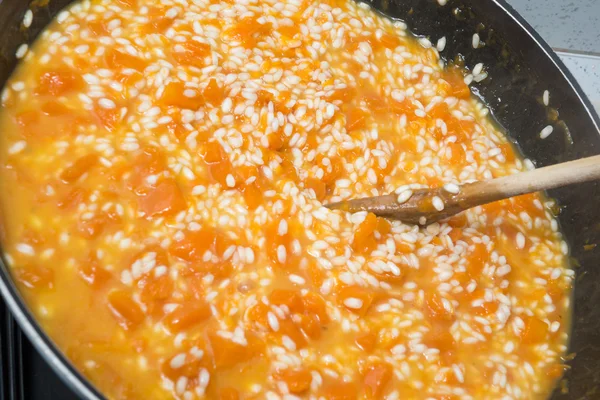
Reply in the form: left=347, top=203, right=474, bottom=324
left=507, top=0, right=600, bottom=54
left=505, top=0, right=600, bottom=112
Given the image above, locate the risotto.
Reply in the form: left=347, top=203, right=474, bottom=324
left=0, top=0, right=571, bottom=399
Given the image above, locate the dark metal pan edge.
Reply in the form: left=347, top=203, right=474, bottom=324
left=0, top=273, right=104, bottom=400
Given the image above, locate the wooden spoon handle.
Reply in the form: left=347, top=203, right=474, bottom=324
left=326, top=155, right=600, bottom=225
left=460, top=154, right=600, bottom=208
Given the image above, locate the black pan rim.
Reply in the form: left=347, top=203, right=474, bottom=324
left=0, top=273, right=104, bottom=399
left=0, top=0, right=598, bottom=399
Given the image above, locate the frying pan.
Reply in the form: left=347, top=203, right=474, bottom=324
left=0, top=0, right=599, bottom=399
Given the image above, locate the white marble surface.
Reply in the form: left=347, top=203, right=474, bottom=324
left=557, top=52, right=600, bottom=113
left=503, top=0, right=600, bottom=114
left=505, top=0, right=600, bottom=54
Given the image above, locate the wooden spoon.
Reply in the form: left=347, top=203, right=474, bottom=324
left=326, top=155, right=600, bottom=225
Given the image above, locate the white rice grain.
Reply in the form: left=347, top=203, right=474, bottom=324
left=472, top=33, right=480, bottom=49
left=432, top=196, right=444, bottom=211
left=543, top=90, right=550, bottom=106
left=540, top=125, right=554, bottom=139
left=15, top=44, right=28, bottom=59
left=397, top=190, right=413, bottom=204
left=23, top=10, right=33, bottom=28
left=343, top=297, right=363, bottom=309
left=443, top=183, right=460, bottom=194
left=436, top=37, right=446, bottom=52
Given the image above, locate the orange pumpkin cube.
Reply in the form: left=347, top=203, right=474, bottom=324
left=107, top=290, right=145, bottom=330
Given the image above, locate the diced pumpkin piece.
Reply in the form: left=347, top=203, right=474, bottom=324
left=345, top=106, right=369, bottom=132
left=298, top=314, right=321, bottom=340
left=254, top=89, right=275, bottom=109
left=442, top=67, right=471, bottom=99
left=78, top=252, right=112, bottom=287
left=307, top=260, right=326, bottom=288
left=139, top=275, right=173, bottom=309
left=95, top=106, right=121, bottom=132
left=143, top=17, right=174, bottom=34
left=198, top=260, right=233, bottom=280
left=390, top=99, right=416, bottom=116
left=425, top=292, right=454, bottom=321
left=520, top=315, right=548, bottom=344
left=105, top=49, right=147, bottom=71
left=545, top=363, right=568, bottom=381
left=270, top=289, right=304, bottom=314
left=208, top=331, right=263, bottom=369
left=169, top=227, right=215, bottom=262
left=326, top=86, right=356, bottom=103
left=163, top=301, right=212, bottom=333
left=507, top=193, right=545, bottom=218
left=337, top=286, right=375, bottom=316
left=36, top=70, right=84, bottom=96
left=352, top=213, right=378, bottom=253
left=499, top=142, right=516, bottom=163
left=277, top=156, right=299, bottom=181
left=107, top=290, right=145, bottom=330
left=137, top=178, right=186, bottom=218
left=41, top=101, right=70, bottom=116
left=267, top=131, right=285, bottom=151
left=137, top=146, right=168, bottom=175
left=278, top=24, right=299, bottom=39
left=161, top=349, right=210, bottom=381
left=355, top=331, right=377, bottom=352
left=20, top=229, right=44, bottom=245
left=362, top=94, right=389, bottom=115
left=225, top=18, right=272, bottom=48
left=241, top=183, right=263, bottom=210
left=447, top=142, right=465, bottom=165
left=446, top=118, right=474, bottom=142
left=376, top=218, right=391, bottom=236
left=116, top=0, right=137, bottom=8
left=437, top=368, right=461, bottom=386
left=14, top=265, right=54, bottom=290
left=173, top=41, right=211, bottom=68
left=278, top=319, right=307, bottom=349
left=214, top=230, right=236, bottom=257
left=87, top=20, right=109, bottom=36
left=466, top=242, right=488, bottom=277
left=209, top=158, right=237, bottom=187
left=275, top=368, right=312, bottom=394
left=321, top=380, right=357, bottom=400
left=200, top=141, right=225, bottom=165
left=58, top=187, right=87, bottom=210
left=378, top=33, right=401, bottom=49
left=429, top=102, right=450, bottom=121
left=219, top=388, right=240, bottom=400
left=321, top=156, right=345, bottom=185
left=115, top=70, right=144, bottom=88
left=60, top=154, right=99, bottom=183
left=448, top=228, right=464, bottom=247
left=160, top=81, right=204, bottom=110
left=302, top=292, right=329, bottom=323
left=423, top=322, right=456, bottom=360
left=305, top=177, right=326, bottom=201
left=202, top=78, right=226, bottom=106
left=363, top=362, right=393, bottom=399
left=246, top=302, right=270, bottom=329
left=473, top=301, right=498, bottom=317
left=77, top=214, right=110, bottom=239
left=14, top=110, right=40, bottom=134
